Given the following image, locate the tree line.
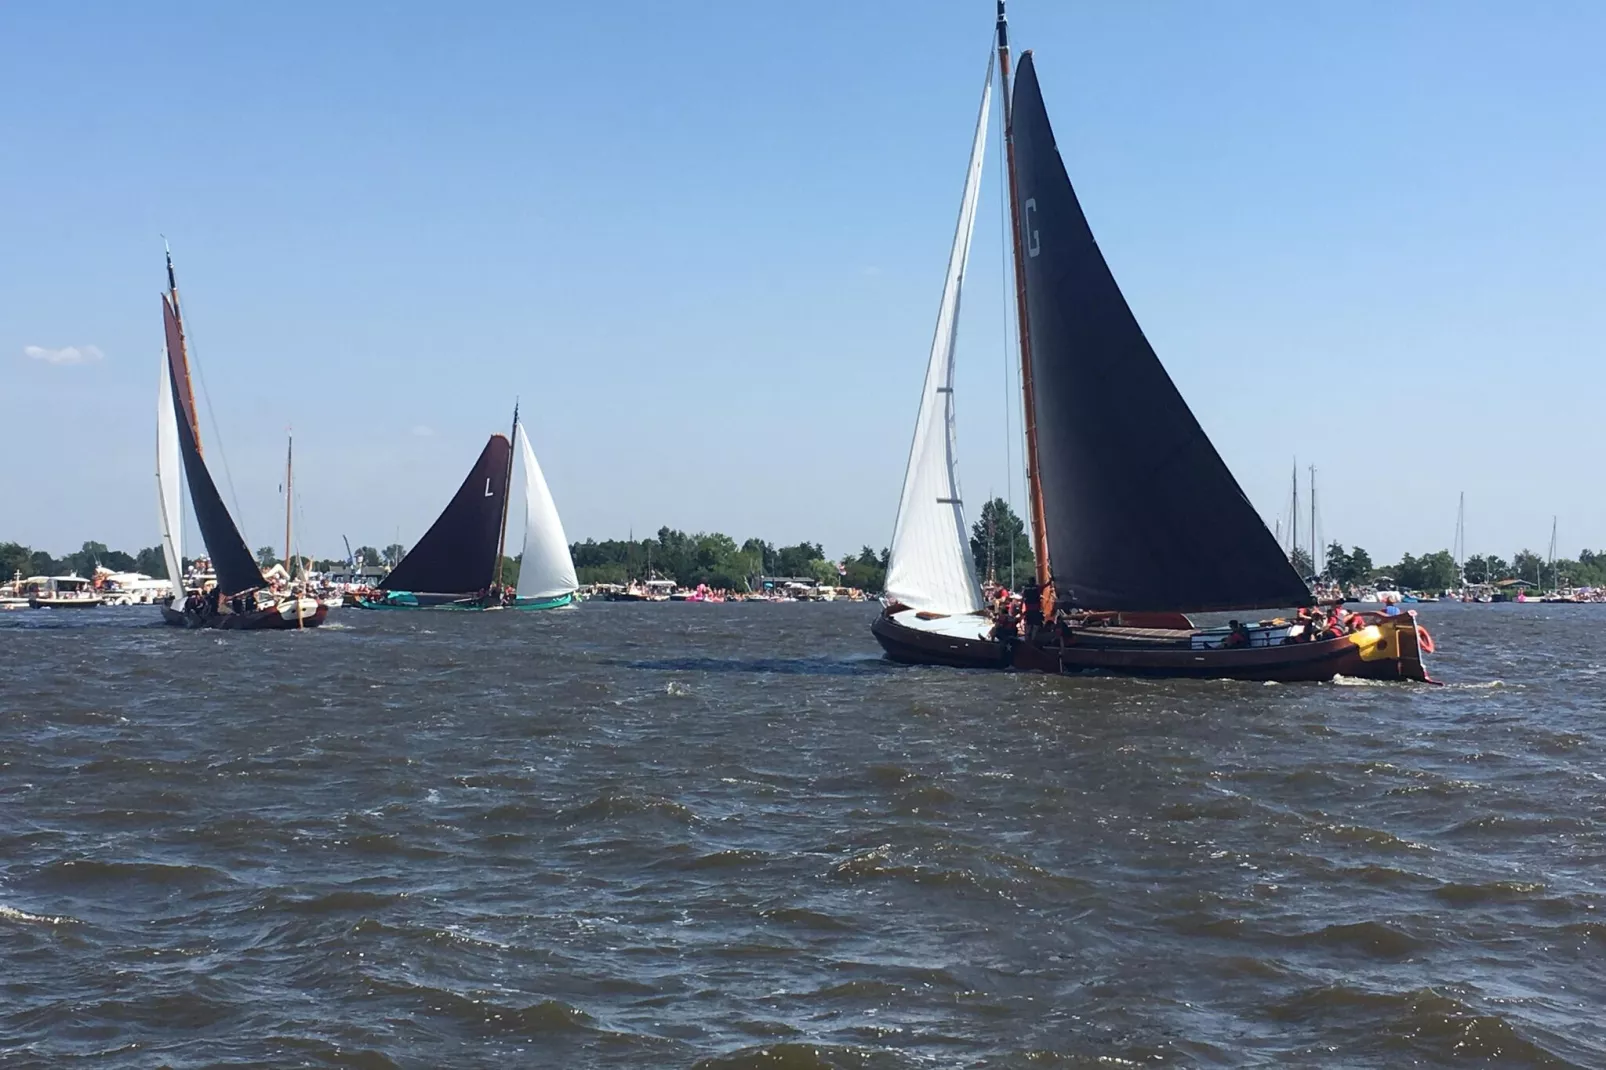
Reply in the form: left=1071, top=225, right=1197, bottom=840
left=1303, top=542, right=1606, bottom=591
left=14, top=513, right=1599, bottom=597
left=0, top=530, right=895, bottom=594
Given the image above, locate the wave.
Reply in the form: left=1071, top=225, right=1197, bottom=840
left=1290, top=920, right=1430, bottom=958
left=362, top=975, right=596, bottom=1037
left=0, top=902, right=78, bottom=926
left=28, top=857, right=233, bottom=891
left=559, top=791, right=700, bottom=826
left=693, top=1042, right=916, bottom=1069
left=1433, top=879, right=1548, bottom=906
left=1270, top=983, right=1579, bottom=1065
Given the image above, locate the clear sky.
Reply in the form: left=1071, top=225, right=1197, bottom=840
left=4, top=1, right=1603, bottom=566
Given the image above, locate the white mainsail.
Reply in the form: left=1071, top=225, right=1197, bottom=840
left=156, top=350, right=185, bottom=600
left=513, top=419, right=579, bottom=600
left=883, top=56, right=992, bottom=616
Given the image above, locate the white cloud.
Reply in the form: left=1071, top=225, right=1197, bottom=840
left=410, top=424, right=435, bottom=437
left=24, top=344, right=103, bottom=366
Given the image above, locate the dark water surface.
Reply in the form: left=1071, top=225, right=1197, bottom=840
left=1, top=602, right=1602, bottom=1067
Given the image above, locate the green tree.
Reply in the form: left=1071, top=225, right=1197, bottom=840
left=256, top=546, right=279, bottom=569
left=354, top=545, right=382, bottom=567
left=1416, top=550, right=1458, bottom=591
left=0, top=542, right=32, bottom=579
left=498, top=554, right=521, bottom=590
left=774, top=542, right=826, bottom=577
left=970, top=498, right=1034, bottom=587
left=63, top=540, right=111, bottom=576
left=808, top=558, right=841, bottom=586
left=842, top=556, right=885, bottom=593
left=1290, top=546, right=1315, bottom=579
left=383, top=543, right=406, bottom=567
left=1348, top=546, right=1374, bottom=582
left=135, top=545, right=168, bottom=579
left=1511, top=549, right=1544, bottom=586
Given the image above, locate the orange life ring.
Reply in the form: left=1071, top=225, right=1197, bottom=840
left=1417, top=624, right=1435, bottom=655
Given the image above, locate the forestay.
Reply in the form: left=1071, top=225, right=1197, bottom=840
left=883, top=55, right=992, bottom=616
left=513, top=420, right=578, bottom=600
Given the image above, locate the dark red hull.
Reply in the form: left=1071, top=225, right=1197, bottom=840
left=160, top=604, right=329, bottom=630
left=872, top=608, right=1431, bottom=683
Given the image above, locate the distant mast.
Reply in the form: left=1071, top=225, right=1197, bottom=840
left=284, top=430, right=294, bottom=577
left=1309, top=464, right=1317, bottom=579
left=1454, top=491, right=1466, bottom=589
left=996, top=0, right=1051, bottom=612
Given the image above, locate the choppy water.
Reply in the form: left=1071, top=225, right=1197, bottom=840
left=1, top=601, right=1601, bottom=1067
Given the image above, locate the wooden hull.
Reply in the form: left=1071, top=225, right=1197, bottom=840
left=1014, top=616, right=1429, bottom=682
left=872, top=608, right=1431, bottom=683
left=870, top=610, right=1011, bottom=669
left=160, top=603, right=329, bottom=630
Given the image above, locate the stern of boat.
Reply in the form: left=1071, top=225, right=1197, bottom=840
left=1343, top=610, right=1433, bottom=682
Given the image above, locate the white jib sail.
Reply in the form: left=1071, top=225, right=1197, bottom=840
left=156, top=349, right=185, bottom=601
left=883, top=55, right=992, bottom=616
left=514, top=419, right=579, bottom=600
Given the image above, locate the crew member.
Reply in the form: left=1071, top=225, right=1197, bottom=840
left=1021, top=578, right=1043, bottom=635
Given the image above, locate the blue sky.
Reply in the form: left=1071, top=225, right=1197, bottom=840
left=4, top=1, right=1603, bottom=565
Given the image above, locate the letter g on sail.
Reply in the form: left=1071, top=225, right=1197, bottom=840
left=1024, top=198, right=1040, bottom=257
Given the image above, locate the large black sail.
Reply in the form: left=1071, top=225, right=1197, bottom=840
left=165, top=337, right=266, bottom=596
left=380, top=434, right=511, bottom=595
left=1011, top=53, right=1311, bottom=612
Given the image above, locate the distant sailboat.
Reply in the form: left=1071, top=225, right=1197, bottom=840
left=358, top=432, right=513, bottom=609
left=873, top=4, right=1430, bottom=682
left=155, top=246, right=326, bottom=630
left=358, top=407, right=578, bottom=611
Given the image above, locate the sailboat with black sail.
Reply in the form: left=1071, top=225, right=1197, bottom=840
left=155, top=247, right=326, bottom=630
left=357, top=406, right=578, bottom=611
left=873, top=4, right=1430, bottom=682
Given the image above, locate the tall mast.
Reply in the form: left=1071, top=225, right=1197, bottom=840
left=283, top=430, right=294, bottom=576
left=1309, top=464, right=1317, bottom=578
left=493, top=401, right=518, bottom=590
left=163, top=241, right=203, bottom=456
left=996, top=1, right=1052, bottom=611
left=1455, top=491, right=1465, bottom=588
left=1548, top=515, right=1558, bottom=591
left=1290, top=461, right=1298, bottom=561
left=286, top=429, right=305, bottom=628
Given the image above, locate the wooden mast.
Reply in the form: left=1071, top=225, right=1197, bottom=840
left=163, top=242, right=203, bottom=456
left=996, top=1, right=1053, bottom=614
left=492, top=401, right=518, bottom=595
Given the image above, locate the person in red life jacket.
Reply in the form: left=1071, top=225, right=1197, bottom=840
left=1223, top=620, right=1251, bottom=648
left=1021, top=578, right=1044, bottom=636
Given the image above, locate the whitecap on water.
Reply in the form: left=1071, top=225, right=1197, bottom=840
left=0, top=903, right=76, bottom=926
